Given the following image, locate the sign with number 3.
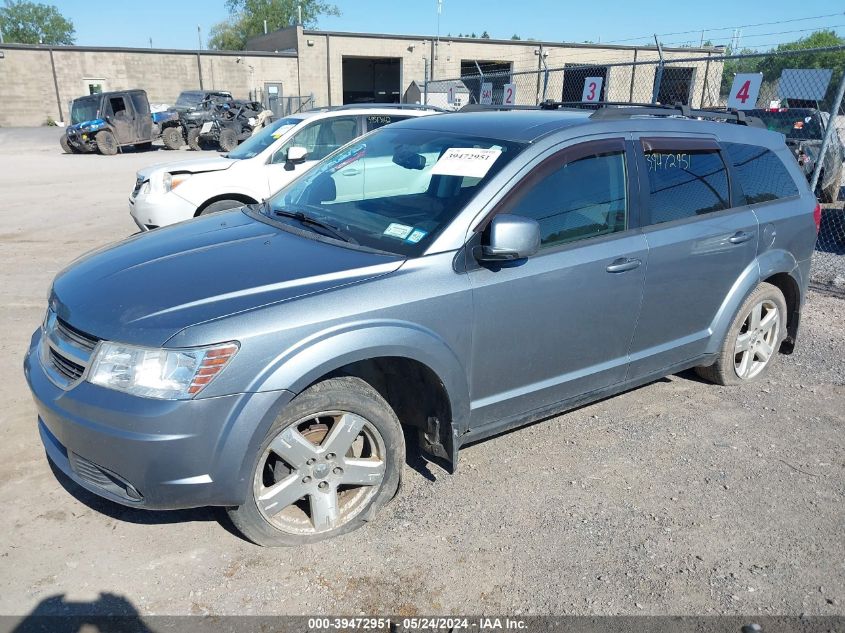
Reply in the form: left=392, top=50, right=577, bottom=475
left=581, top=77, right=604, bottom=103
left=727, top=73, right=763, bottom=110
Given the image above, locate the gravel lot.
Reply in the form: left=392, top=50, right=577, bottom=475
left=0, top=128, right=842, bottom=619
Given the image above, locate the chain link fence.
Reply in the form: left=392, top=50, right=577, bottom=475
left=424, top=46, right=845, bottom=290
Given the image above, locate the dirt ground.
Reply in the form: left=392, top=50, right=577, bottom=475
left=0, top=129, right=842, bottom=618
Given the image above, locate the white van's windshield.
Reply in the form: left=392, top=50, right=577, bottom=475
left=226, top=117, right=304, bottom=160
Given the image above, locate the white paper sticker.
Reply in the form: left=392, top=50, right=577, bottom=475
left=383, top=223, right=413, bottom=239
left=430, top=148, right=502, bottom=178
left=406, top=229, right=428, bottom=243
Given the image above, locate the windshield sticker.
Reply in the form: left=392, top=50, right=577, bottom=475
left=271, top=124, right=295, bottom=139
left=383, top=223, right=414, bottom=239
left=405, top=229, right=428, bottom=244
left=431, top=148, right=502, bottom=178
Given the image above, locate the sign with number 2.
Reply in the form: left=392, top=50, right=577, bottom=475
left=503, top=83, right=516, bottom=106
left=581, top=77, right=604, bottom=103
left=727, top=73, right=763, bottom=110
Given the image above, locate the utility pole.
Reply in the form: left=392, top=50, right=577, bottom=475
left=197, top=25, right=202, bottom=50
left=149, top=37, right=153, bottom=48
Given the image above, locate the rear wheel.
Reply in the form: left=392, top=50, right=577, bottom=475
left=227, top=377, right=404, bottom=547
left=162, top=126, right=183, bottom=150
left=695, top=282, right=787, bottom=385
left=218, top=128, right=238, bottom=152
left=95, top=130, right=118, bottom=155
left=198, top=199, right=246, bottom=215
left=186, top=128, right=202, bottom=151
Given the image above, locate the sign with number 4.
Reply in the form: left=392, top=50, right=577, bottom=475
left=480, top=82, right=493, bottom=105
left=581, top=77, right=604, bottom=103
left=727, top=73, right=763, bottom=110
left=503, top=83, right=516, bottom=106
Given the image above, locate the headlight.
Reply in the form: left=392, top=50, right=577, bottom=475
left=88, top=341, right=238, bottom=399
left=163, top=172, right=192, bottom=192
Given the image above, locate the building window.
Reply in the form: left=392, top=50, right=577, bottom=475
left=655, top=67, right=694, bottom=105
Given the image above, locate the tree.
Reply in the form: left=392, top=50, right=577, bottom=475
left=480, top=30, right=490, bottom=39
left=209, top=0, right=340, bottom=50
left=0, top=0, right=74, bottom=45
left=510, top=34, right=521, bottom=40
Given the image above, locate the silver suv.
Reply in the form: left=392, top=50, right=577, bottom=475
left=25, top=105, right=819, bottom=546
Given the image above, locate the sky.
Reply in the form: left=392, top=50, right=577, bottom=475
left=55, top=0, right=845, bottom=51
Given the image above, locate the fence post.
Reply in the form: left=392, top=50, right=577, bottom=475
left=810, top=70, right=845, bottom=195
left=651, top=35, right=665, bottom=105
left=424, top=58, right=429, bottom=105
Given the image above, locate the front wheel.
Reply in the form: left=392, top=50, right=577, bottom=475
left=186, top=128, right=202, bottom=151
left=96, top=130, right=118, bottom=155
left=227, top=377, right=404, bottom=547
left=59, top=135, right=75, bottom=154
left=217, top=127, right=238, bottom=152
left=695, top=282, right=787, bottom=385
left=162, top=126, right=183, bottom=150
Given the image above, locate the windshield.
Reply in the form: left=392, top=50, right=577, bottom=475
left=175, top=91, right=206, bottom=108
left=264, top=126, right=526, bottom=256
left=226, top=116, right=304, bottom=159
left=71, top=96, right=101, bottom=124
left=748, top=109, right=824, bottom=140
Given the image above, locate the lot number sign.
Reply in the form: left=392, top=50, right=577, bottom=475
left=727, top=73, right=763, bottom=110
left=480, top=82, right=493, bottom=105
left=581, top=77, right=604, bottom=103
left=503, top=83, right=516, bottom=106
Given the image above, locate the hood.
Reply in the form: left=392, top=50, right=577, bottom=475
left=68, top=119, right=107, bottom=134
left=50, top=211, right=404, bottom=347
left=137, top=155, right=236, bottom=181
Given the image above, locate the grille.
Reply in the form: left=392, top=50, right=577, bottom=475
left=131, top=177, right=145, bottom=198
left=48, top=347, right=85, bottom=381
left=55, top=317, right=97, bottom=351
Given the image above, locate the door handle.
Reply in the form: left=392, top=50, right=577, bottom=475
left=342, top=169, right=361, bottom=176
left=729, top=231, right=753, bottom=244
left=606, top=257, right=642, bottom=273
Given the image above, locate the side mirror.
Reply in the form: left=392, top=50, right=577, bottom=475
left=286, top=146, right=308, bottom=165
left=476, top=214, right=541, bottom=262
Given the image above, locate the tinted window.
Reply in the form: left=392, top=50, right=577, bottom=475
left=644, top=149, right=729, bottom=224
left=746, top=109, right=823, bottom=140
left=365, top=114, right=410, bottom=132
left=505, top=149, right=628, bottom=248
left=723, top=142, right=799, bottom=204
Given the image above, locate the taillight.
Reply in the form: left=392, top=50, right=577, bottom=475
left=813, top=203, right=822, bottom=232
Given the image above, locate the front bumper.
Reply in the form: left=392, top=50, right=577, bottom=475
left=24, top=329, right=294, bottom=510
left=129, top=188, right=199, bottom=231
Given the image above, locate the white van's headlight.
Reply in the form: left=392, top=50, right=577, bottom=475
left=163, top=172, right=192, bottom=192
left=88, top=341, right=239, bottom=399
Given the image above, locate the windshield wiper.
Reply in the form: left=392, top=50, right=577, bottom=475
left=273, top=208, right=357, bottom=244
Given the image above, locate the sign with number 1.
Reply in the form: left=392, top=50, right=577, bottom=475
left=727, top=73, right=763, bottom=110
left=581, top=77, right=604, bottom=103
left=503, top=83, right=516, bottom=106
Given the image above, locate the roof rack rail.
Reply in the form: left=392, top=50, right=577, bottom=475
left=326, top=103, right=448, bottom=113
left=458, top=103, right=546, bottom=112
left=580, top=102, right=764, bottom=127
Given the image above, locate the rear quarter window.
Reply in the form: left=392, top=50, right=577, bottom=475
left=722, top=142, right=799, bottom=205
left=643, top=147, right=730, bottom=225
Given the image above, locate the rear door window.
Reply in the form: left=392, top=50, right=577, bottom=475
left=722, top=142, right=799, bottom=205
left=641, top=139, right=730, bottom=225
left=365, top=114, right=411, bottom=132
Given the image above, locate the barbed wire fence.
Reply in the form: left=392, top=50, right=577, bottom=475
left=423, top=46, right=845, bottom=290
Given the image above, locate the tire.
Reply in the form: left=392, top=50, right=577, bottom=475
left=227, top=376, right=404, bottom=547
left=695, top=282, right=787, bottom=386
left=59, top=135, right=75, bottom=154
left=186, top=128, right=202, bottom=151
left=162, top=126, right=183, bottom=150
left=217, top=127, right=238, bottom=152
left=95, top=130, right=118, bottom=155
left=134, top=141, right=153, bottom=151
left=199, top=199, right=246, bottom=215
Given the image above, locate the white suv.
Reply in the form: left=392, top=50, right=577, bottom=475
left=129, top=105, right=440, bottom=230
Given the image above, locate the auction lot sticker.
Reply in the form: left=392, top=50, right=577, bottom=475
left=431, top=148, right=502, bottom=178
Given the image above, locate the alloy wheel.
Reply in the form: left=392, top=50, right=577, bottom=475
left=733, top=299, right=780, bottom=380
left=253, top=411, right=386, bottom=535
